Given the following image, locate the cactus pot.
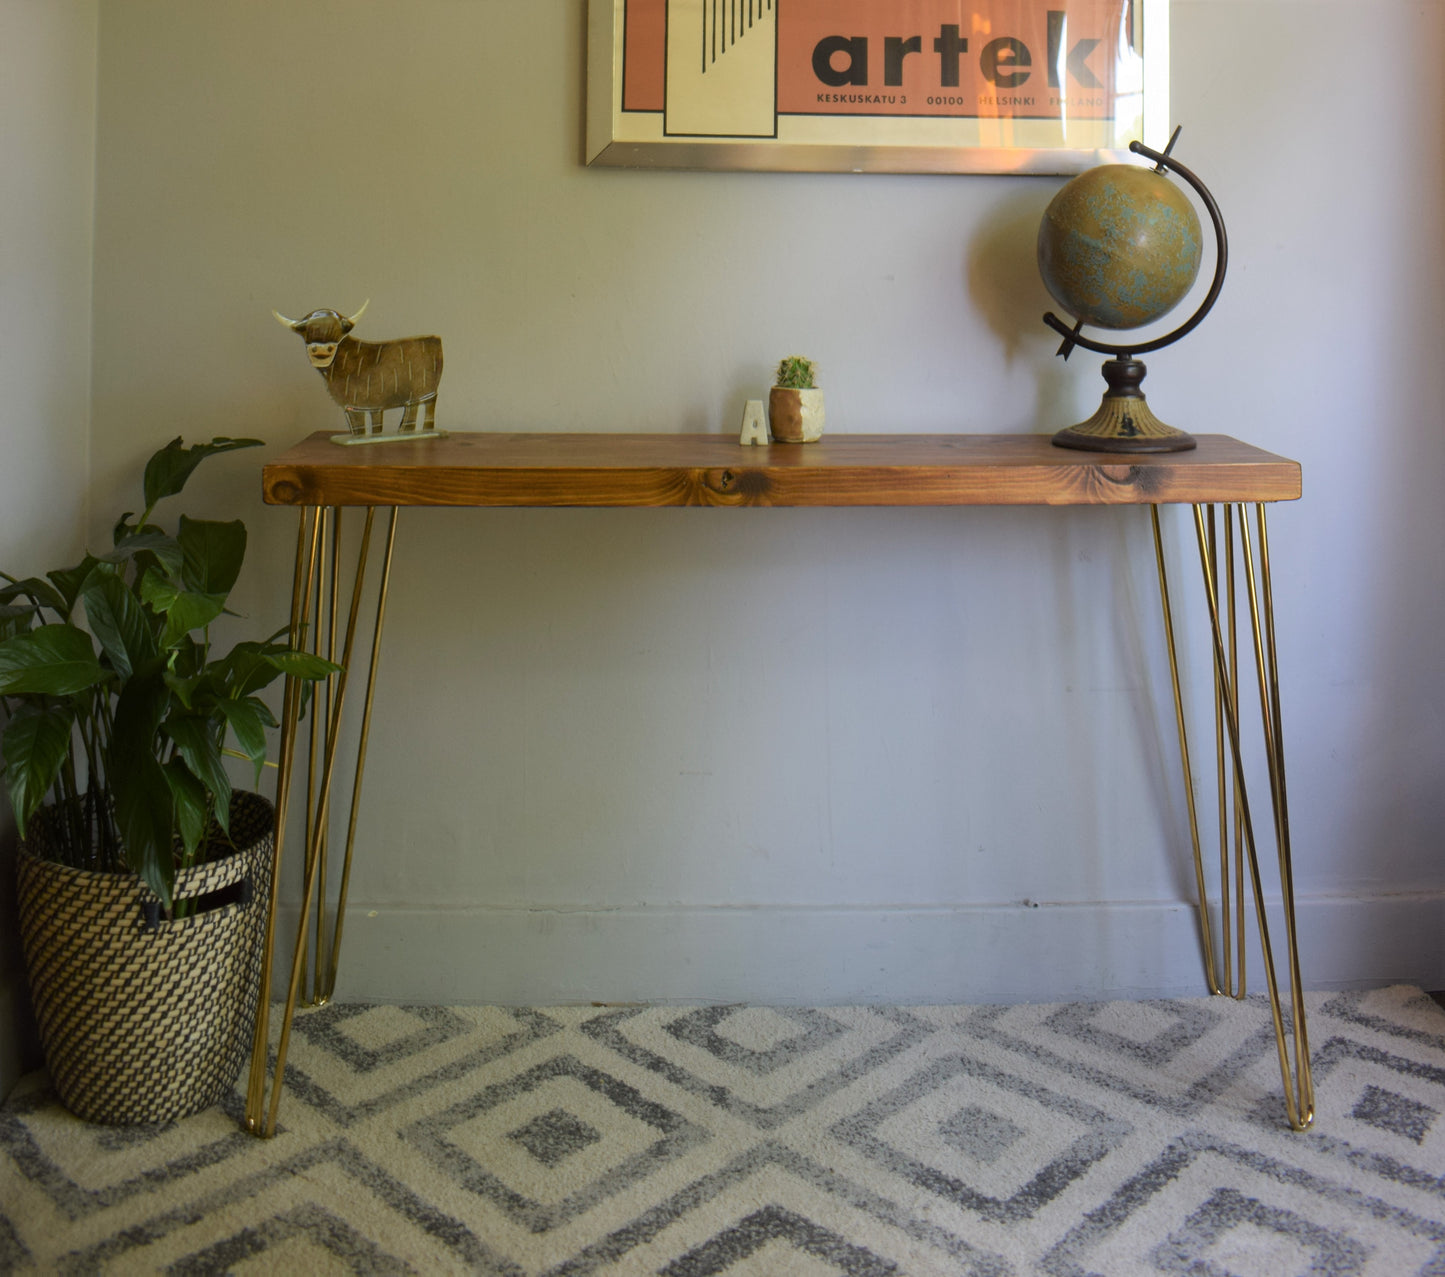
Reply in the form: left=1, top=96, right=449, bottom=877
left=769, top=387, right=825, bottom=442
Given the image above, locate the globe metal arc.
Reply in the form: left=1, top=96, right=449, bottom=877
left=1038, top=130, right=1229, bottom=453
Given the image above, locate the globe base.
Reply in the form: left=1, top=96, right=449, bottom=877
left=1051, top=358, right=1197, bottom=453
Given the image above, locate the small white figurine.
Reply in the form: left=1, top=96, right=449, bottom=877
left=739, top=399, right=768, bottom=446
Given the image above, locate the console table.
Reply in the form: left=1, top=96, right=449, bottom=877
left=245, top=432, right=1310, bottom=1136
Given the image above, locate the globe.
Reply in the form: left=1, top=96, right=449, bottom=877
left=1035, top=134, right=1226, bottom=454
left=1037, top=163, right=1203, bottom=332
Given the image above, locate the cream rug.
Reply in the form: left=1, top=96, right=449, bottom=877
left=3, top=987, right=1445, bottom=1274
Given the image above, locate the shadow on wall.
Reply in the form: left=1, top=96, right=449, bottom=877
left=0, top=817, right=43, bottom=1096
left=966, top=185, right=1080, bottom=430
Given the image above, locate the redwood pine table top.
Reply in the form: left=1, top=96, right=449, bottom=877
left=262, top=432, right=1301, bottom=509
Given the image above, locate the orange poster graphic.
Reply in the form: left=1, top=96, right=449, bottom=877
left=623, top=0, right=1131, bottom=123
left=622, top=0, right=666, bottom=113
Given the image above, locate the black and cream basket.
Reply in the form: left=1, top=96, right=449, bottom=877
left=16, top=792, right=273, bottom=1125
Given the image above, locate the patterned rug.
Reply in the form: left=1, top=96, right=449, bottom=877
left=3, top=986, right=1445, bottom=1274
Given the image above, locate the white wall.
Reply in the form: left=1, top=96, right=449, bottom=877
left=77, top=0, right=1445, bottom=1007
left=0, top=0, right=98, bottom=1094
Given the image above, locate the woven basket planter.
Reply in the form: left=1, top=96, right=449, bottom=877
left=16, top=791, right=274, bottom=1125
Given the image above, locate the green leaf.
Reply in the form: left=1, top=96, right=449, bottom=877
left=168, top=633, right=207, bottom=679
left=213, top=642, right=274, bottom=698
left=168, top=668, right=227, bottom=714
left=1, top=703, right=75, bottom=836
left=162, top=758, right=210, bottom=868
left=163, top=714, right=230, bottom=838
left=162, top=594, right=227, bottom=648
left=163, top=670, right=201, bottom=710
left=143, top=436, right=263, bottom=510
left=109, top=668, right=175, bottom=906
left=0, top=575, right=69, bottom=617
left=0, top=624, right=105, bottom=696
left=139, top=572, right=227, bottom=647
left=0, top=602, right=37, bottom=640
left=216, top=697, right=269, bottom=786
left=101, top=529, right=183, bottom=577
left=212, top=641, right=337, bottom=698
left=178, top=517, right=247, bottom=596
left=81, top=571, right=160, bottom=680
left=139, top=568, right=179, bottom=611
left=46, top=556, right=102, bottom=618
left=262, top=650, right=342, bottom=681
left=117, top=755, right=176, bottom=906
left=110, top=660, right=169, bottom=749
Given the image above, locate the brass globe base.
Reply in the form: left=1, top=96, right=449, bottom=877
left=1052, top=358, right=1197, bottom=454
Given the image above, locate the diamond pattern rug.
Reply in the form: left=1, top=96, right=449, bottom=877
left=3, top=987, right=1445, bottom=1274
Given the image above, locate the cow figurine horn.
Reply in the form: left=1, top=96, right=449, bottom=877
left=273, top=300, right=368, bottom=332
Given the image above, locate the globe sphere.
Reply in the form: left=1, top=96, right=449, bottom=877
left=1037, top=163, right=1203, bottom=332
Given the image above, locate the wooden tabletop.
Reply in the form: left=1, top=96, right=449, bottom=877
left=262, top=432, right=1301, bottom=508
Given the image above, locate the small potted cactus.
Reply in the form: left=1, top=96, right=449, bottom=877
left=769, top=355, right=824, bottom=443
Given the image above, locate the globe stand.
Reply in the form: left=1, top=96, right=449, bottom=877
left=1041, top=129, right=1228, bottom=455
left=1052, top=357, right=1196, bottom=454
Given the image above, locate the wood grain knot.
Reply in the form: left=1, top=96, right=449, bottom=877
left=268, top=480, right=302, bottom=504
left=1099, top=465, right=1144, bottom=486
left=704, top=468, right=771, bottom=501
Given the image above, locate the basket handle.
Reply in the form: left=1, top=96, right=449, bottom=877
left=141, top=875, right=254, bottom=933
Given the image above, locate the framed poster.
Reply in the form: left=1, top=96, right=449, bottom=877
left=586, top=0, right=1168, bottom=174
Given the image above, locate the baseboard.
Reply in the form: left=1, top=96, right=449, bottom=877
left=273, top=891, right=1445, bottom=1005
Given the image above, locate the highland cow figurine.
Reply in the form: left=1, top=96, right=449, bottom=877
left=274, top=301, right=445, bottom=443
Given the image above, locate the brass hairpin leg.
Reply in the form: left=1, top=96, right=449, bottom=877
left=244, top=505, right=401, bottom=1137
left=308, top=510, right=344, bottom=1005
left=1153, top=502, right=1313, bottom=1131
left=1201, top=504, right=1247, bottom=999
left=320, top=507, right=399, bottom=1001
left=1234, top=502, right=1312, bottom=1128
left=246, top=506, right=322, bottom=1133
left=298, top=509, right=330, bottom=1005
left=1151, top=505, right=1222, bottom=996
left=1213, top=506, right=1246, bottom=999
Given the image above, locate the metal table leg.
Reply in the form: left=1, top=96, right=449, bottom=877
left=242, top=495, right=1312, bottom=1134
left=244, top=505, right=400, bottom=1137
left=1152, top=501, right=1314, bottom=1130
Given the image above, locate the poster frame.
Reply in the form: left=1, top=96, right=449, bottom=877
left=585, top=0, right=1169, bottom=176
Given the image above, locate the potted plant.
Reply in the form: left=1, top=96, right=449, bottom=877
left=0, top=436, right=335, bottom=1124
left=769, top=355, right=825, bottom=443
